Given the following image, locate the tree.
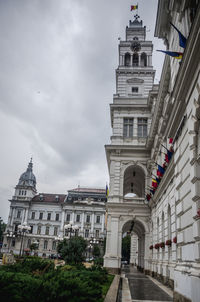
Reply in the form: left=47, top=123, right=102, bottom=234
left=57, top=236, right=87, bottom=265
left=122, top=235, right=131, bottom=262
left=92, top=244, right=100, bottom=258
left=0, top=217, right=6, bottom=243
left=30, top=243, right=38, bottom=253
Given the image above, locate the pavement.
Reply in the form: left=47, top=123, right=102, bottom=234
left=121, top=265, right=173, bottom=302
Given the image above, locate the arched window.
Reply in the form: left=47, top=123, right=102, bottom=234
left=125, top=53, right=131, bottom=66
left=133, top=53, right=138, bottom=66
left=123, top=165, right=145, bottom=198
left=168, top=206, right=171, bottom=239
left=141, top=53, right=147, bottom=67
left=162, top=212, right=164, bottom=242
left=52, top=241, right=56, bottom=250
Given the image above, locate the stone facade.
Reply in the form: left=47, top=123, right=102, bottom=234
left=2, top=161, right=106, bottom=257
left=104, top=1, right=200, bottom=301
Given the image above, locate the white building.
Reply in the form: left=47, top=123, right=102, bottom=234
left=104, top=1, right=200, bottom=301
left=3, top=160, right=106, bottom=257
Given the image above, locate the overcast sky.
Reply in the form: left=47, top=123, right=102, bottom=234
left=0, top=0, right=164, bottom=222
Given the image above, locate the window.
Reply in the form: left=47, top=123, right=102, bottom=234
left=138, top=118, right=147, bottom=137
left=96, top=230, right=100, bottom=238
left=75, top=229, right=79, bottom=237
left=11, top=240, right=15, bottom=247
left=125, top=53, right=131, bottom=66
left=37, top=225, right=41, bottom=235
left=123, top=118, right=133, bottom=137
left=19, top=190, right=21, bottom=195
left=47, top=213, right=51, bottom=221
left=76, top=214, right=80, bottom=222
left=24, top=190, right=27, bottom=196
left=39, top=212, right=43, bottom=220
left=133, top=53, right=138, bottom=66
left=31, top=212, right=35, bottom=220
left=45, top=226, right=50, bottom=235
left=86, top=215, right=90, bottom=223
left=55, top=213, right=59, bottom=221
left=96, top=216, right=100, bottom=224
left=39, top=194, right=43, bottom=201
left=133, top=36, right=138, bottom=40
left=29, top=225, right=33, bottom=234
left=132, top=87, right=138, bottom=93
left=52, top=241, right=56, bottom=250
left=141, top=52, right=147, bottom=67
left=44, top=240, right=48, bottom=250
left=17, top=210, right=21, bottom=219
left=54, top=227, right=58, bottom=236
left=85, top=229, right=89, bottom=238
left=66, top=214, right=70, bottom=222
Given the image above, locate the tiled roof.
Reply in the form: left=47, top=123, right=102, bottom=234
left=32, top=193, right=66, bottom=203
left=68, top=187, right=106, bottom=194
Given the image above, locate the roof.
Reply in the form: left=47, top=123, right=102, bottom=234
left=68, top=187, right=106, bottom=194
left=32, top=193, right=66, bottom=203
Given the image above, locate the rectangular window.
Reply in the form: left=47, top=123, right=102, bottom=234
left=44, top=240, right=48, bottom=250
left=29, top=225, right=33, bottom=234
left=17, top=210, right=21, bottom=219
left=76, top=214, right=80, bottom=222
left=123, top=118, right=133, bottom=137
left=31, top=212, right=35, bottom=220
left=45, top=226, right=49, bottom=235
left=37, top=225, right=41, bottom=235
left=47, top=213, right=51, bottom=221
left=54, top=227, right=58, bottom=236
left=96, top=216, right=100, bottom=224
left=85, top=229, right=89, bottom=238
left=132, top=87, right=138, bottom=93
left=66, top=214, right=70, bottom=222
left=11, top=240, right=15, bottom=247
left=86, top=215, right=90, bottom=223
left=55, top=213, right=59, bottom=221
left=39, top=213, right=43, bottom=220
left=138, top=118, right=147, bottom=137
left=52, top=241, right=56, bottom=250
left=95, top=230, right=100, bottom=238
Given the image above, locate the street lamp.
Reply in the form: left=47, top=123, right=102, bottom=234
left=6, top=230, right=15, bottom=253
left=64, top=221, right=79, bottom=238
left=54, top=235, right=64, bottom=259
left=17, top=222, right=31, bottom=257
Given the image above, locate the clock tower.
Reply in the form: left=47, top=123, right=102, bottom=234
left=104, top=15, right=157, bottom=273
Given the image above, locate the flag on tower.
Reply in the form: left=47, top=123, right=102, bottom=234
left=170, top=22, right=187, bottom=49
left=131, top=5, right=138, bottom=11
left=157, top=50, right=183, bottom=59
left=106, top=184, right=109, bottom=197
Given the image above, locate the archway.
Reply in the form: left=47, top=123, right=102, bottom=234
left=123, top=165, right=145, bottom=198
left=121, top=219, right=146, bottom=270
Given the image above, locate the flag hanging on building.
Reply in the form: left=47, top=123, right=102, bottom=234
left=170, top=22, right=187, bottom=49
left=131, top=5, right=138, bottom=11
left=169, top=138, right=173, bottom=144
left=152, top=179, right=158, bottom=188
left=157, top=164, right=165, bottom=176
left=146, top=194, right=151, bottom=201
left=157, top=50, right=183, bottom=59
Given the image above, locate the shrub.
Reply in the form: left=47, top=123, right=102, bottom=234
left=159, top=242, right=165, bottom=248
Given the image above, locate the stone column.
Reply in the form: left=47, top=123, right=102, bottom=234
left=148, top=55, right=152, bottom=66
left=91, top=213, right=95, bottom=236
left=81, top=212, right=85, bottom=231
left=60, top=210, right=65, bottom=236
left=71, top=211, right=75, bottom=224
left=144, top=232, right=150, bottom=271
left=24, top=208, right=28, bottom=224
left=10, top=207, right=16, bottom=227
left=101, top=213, right=105, bottom=233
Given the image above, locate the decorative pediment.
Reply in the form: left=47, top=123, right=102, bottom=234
left=127, top=78, right=144, bottom=84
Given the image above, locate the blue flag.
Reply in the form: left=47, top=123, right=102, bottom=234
left=170, top=22, right=187, bottom=49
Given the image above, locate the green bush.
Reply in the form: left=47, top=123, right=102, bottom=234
left=0, top=258, right=110, bottom=302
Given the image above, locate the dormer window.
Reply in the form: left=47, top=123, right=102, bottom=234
left=132, top=87, right=138, bottom=93
left=39, top=194, right=43, bottom=201
left=55, top=195, right=59, bottom=202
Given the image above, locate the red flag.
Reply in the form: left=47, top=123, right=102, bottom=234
left=169, top=138, right=173, bottom=144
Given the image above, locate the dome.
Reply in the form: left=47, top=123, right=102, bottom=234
left=18, top=159, right=36, bottom=188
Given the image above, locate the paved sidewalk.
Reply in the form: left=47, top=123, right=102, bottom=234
left=121, top=265, right=173, bottom=302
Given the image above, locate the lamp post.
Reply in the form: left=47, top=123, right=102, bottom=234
left=54, top=235, right=63, bottom=259
left=64, top=221, right=79, bottom=238
left=6, top=230, right=15, bottom=253
left=17, top=223, right=31, bottom=257
left=89, top=237, right=99, bottom=260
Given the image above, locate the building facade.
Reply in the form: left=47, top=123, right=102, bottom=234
left=3, top=160, right=106, bottom=257
left=104, top=1, right=200, bottom=301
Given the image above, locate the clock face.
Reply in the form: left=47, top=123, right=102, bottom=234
left=130, top=42, right=141, bottom=52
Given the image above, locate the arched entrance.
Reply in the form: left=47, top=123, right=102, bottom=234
left=122, top=218, right=146, bottom=271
